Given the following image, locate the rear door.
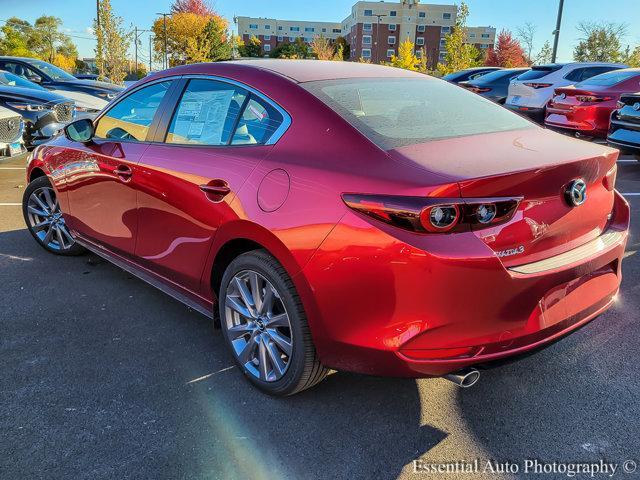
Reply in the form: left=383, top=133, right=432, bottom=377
left=134, top=77, right=287, bottom=292
left=63, top=80, right=174, bottom=256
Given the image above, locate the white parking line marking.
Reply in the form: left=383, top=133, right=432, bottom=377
left=621, top=193, right=640, bottom=197
left=0, top=203, right=21, bottom=206
left=617, top=159, right=637, bottom=163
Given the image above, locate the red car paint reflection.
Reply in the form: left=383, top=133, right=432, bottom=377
left=27, top=60, right=629, bottom=378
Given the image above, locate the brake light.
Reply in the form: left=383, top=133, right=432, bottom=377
left=523, top=82, right=553, bottom=89
left=603, top=165, right=617, bottom=191
left=576, top=95, right=613, bottom=103
left=476, top=87, right=491, bottom=93
left=342, top=194, right=521, bottom=234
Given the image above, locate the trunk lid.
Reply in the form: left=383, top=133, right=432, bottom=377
left=387, top=127, right=618, bottom=266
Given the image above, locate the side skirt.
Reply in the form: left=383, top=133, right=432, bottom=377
left=75, top=237, right=214, bottom=319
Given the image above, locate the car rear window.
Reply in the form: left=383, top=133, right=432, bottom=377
left=472, top=69, right=528, bottom=85
left=303, top=77, right=533, bottom=150
left=516, top=65, right=562, bottom=81
left=576, top=69, right=640, bottom=88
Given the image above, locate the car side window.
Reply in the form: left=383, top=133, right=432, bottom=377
left=564, top=68, right=585, bottom=82
left=580, top=66, right=616, bottom=81
left=166, top=79, right=248, bottom=146
left=94, top=81, right=172, bottom=142
left=2, top=62, right=30, bottom=79
left=231, top=96, right=284, bottom=145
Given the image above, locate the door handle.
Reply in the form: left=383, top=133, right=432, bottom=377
left=199, top=180, right=231, bottom=202
left=113, top=165, right=132, bottom=181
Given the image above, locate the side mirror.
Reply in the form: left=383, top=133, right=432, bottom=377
left=64, top=118, right=95, bottom=143
left=27, top=74, right=42, bottom=84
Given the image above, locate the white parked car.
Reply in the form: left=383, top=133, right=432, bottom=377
left=505, top=62, right=627, bottom=122
left=0, top=105, right=24, bottom=157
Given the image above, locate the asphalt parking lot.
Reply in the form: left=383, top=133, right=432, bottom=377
left=1, top=150, right=639, bottom=480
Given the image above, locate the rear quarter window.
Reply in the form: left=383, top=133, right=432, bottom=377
left=516, top=65, right=562, bottom=81
left=303, top=77, right=533, bottom=150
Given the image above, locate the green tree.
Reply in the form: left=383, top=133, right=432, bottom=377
left=94, top=0, right=130, bottom=84
left=203, top=17, right=231, bottom=61
left=623, top=45, right=640, bottom=67
left=335, top=36, right=350, bottom=60
left=436, top=1, right=481, bottom=75
left=239, top=35, right=262, bottom=57
left=0, top=18, right=33, bottom=57
left=573, top=22, right=625, bottom=63
left=269, top=38, right=309, bottom=59
left=535, top=40, right=553, bottom=64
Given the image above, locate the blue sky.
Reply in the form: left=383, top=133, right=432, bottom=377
left=2, top=0, right=639, bottom=65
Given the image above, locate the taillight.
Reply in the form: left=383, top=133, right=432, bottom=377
left=524, top=82, right=553, bottom=89
left=575, top=95, right=613, bottom=103
left=342, top=194, right=521, bottom=234
left=603, top=165, right=617, bottom=191
left=476, top=87, right=491, bottom=93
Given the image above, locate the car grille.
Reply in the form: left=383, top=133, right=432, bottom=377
left=53, top=102, right=75, bottom=123
left=0, top=115, right=23, bottom=143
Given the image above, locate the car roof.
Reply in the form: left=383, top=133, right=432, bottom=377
left=535, top=62, right=627, bottom=68
left=217, top=59, right=424, bottom=83
left=0, top=56, right=37, bottom=62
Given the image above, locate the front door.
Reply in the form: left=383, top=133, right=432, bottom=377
left=63, top=80, right=174, bottom=257
left=134, top=78, right=286, bottom=292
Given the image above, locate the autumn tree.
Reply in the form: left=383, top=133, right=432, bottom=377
left=238, top=35, right=262, bottom=57
left=171, top=0, right=214, bottom=16
left=573, top=22, right=626, bottom=63
left=94, top=0, right=130, bottom=84
left=437, top=1, right=481, bottom=75
left=0, top=16, right=77, bottom=65
left=0, top=18, right=34, bottom=57
left=310, top=35, right=334, bottom=60
left=389, top=38, right=420, bottom=71
left=269, top=38, right=310, bottom=59
left=485, top=30, right=528, bottom=67
left=335, top=36, right=350, bottom=60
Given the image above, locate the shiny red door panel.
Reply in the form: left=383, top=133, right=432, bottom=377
left=63, top=140, right=148, bottom=256
left=134, top=144, right=271, bottom=292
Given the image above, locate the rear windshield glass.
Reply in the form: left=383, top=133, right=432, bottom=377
left=472, top=69, right=528, bottom=84
left=576, top=69, right=640, bottom=88
left=516, top=65, right=562, bottom=81
left=303, top=77, right=533, bottom=150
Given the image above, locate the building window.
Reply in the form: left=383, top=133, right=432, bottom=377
left=389, top=24, right=397, bottom=31
left=441, top=26, right=450, bottom=34
left=304, top=37, right=312, bottom=42
left=418, top=12, right=426, bottom=18
left=289, top=36, right=295, bottom=42
left=264, top=35, right=271, bottom=40
left=481, top=33, right=490, bottom=38
left=333, top=28, right=341, bottom=33
left=264, top=25, right=271, bottom=30
left=388, top=36, right=396, bottom=45
left=364, top=9, right=372, bottom=16
left=443, top=13, right=452, bottom=19
left=362, top=35, right=372, bottom=45
left=469, top=32, right=476, bottom=38
left=416, top=37, right=424, bottom=46
left=417, top=25, right=426, bottom=33
left=390, top=10, right=397, bottom=17
left=481, top=44, right=489, bottom=49
left=249, top=24, right=258, bottom=29
left=278, top=26, right=283, bottom=31
left=361, top=48, right=371, bottom=58
left=439, top=52, right=446, bottom=61
left=387, top=49, right=395, bottom=58
left=439, top=39, right=446, bottom=47
left=264, top=44, right=271, bottom=52
left=305, top=27, right=315, bottom=32
left=415, top=50, right=422, bottom=58
left=363, top=23, right=372, bottom=31
left=290, top=26, right=300, bottom=32
left=322, top=28, right=326, bottom=32
left=277, top=35, right=283, bottom=41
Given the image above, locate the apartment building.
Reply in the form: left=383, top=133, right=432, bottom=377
left=236, top=0, right=495, bottom=67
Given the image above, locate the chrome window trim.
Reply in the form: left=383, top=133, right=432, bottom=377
left=175, top=73, right=292, bottom=146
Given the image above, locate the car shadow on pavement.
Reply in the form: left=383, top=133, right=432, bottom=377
left=1, top=228, right=447, bottom=480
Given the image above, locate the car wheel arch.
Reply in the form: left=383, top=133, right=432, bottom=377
left=28, top=167, right=47, bottom=182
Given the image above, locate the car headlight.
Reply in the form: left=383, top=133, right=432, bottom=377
left=6, top=101, right=47, bottom=111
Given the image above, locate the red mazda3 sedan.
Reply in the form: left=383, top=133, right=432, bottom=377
left=545, top=68, right=640, bottom=138
left=23, top=60, right=629, bottom=395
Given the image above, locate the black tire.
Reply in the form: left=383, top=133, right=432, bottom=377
left=22, top=176, right=85, bottom=256
left=219, top=249, right=328, bottom=396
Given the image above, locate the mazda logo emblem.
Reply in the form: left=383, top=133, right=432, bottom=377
left=7, top=119, right=15, bottom=130
left=633, top=102, right=640, bottom=111
left=565, top=179, right=587, bottom=207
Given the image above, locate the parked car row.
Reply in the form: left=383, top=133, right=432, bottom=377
left=0, top=56, right=124, bottom=158
left=448, top=62, right=640, bottom=161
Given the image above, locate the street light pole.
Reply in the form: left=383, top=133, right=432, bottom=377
left=551, top=0, right=565, bottom=63
left=149, top=35, right=153, bottom=73
left=374, top=14, right=387, bottom=64
left=156, top=13, right=170, bottom=69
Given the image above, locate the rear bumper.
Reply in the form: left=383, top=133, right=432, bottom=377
left=301, top=191, right=630, bottom=378
left=608, top=122, right=640, bottom=155
left=505, top=104, right=545, bottom=123
left=544, top=105, right=613, bottom=138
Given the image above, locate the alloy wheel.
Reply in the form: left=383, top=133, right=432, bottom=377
left=26, top=186, right=75, bottom=251
left=224, top=270, right=293, bottom=382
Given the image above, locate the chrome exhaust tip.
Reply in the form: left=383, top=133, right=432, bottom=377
left=443, top=368, right=480, bottom=388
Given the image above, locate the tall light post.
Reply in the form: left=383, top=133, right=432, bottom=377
left=551, top=0, right=565, bottom=63
left=156, top=12, right=170, bottom=69
left=133, top=27, right=151, bottom=79
left=373, top=13, right=387, bottom=64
